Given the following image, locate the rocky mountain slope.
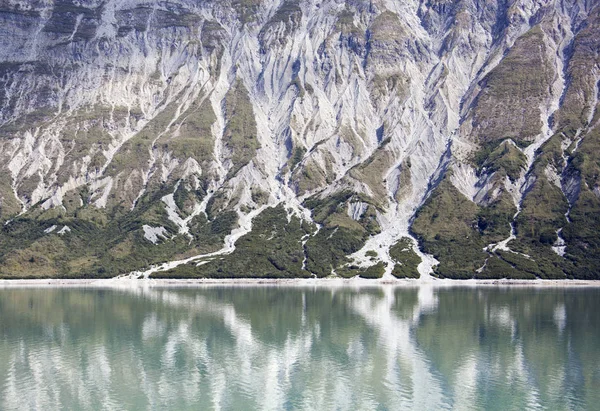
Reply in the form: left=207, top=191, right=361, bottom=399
left=0, top=0, right=598, bottom=279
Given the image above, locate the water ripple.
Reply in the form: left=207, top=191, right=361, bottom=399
left=0, top=286, right=598, bottom=410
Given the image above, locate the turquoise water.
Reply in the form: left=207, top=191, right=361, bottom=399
left=0, top=285, right=598, bottom=410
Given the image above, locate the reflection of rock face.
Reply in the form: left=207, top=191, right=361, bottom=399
left=0, top=286, right=598, bottom=409
left=1, top=1, right=600, bottom=280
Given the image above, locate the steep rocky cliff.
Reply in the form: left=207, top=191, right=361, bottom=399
left=0, top=0, right=598, bottom=279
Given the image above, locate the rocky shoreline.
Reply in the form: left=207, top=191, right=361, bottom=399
left=1, top=278, right=598, bottom=288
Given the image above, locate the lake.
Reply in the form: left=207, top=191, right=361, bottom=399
left=0, top=284, right=598, bottom=410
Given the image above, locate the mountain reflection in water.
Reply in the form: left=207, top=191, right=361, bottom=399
left=0, top=285, right=597, bottom=410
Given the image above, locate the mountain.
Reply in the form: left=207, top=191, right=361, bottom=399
left=0, top=0, right=598, bottom=280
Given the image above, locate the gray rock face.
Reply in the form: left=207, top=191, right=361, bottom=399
left=0, top=0, right=598, bottom=279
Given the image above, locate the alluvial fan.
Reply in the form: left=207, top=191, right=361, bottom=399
left=0, top=0, right=599, bottom=279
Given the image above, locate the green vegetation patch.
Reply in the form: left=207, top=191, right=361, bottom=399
left=154, top=205, right=312, bottom=278
left=335, top=8, right=361, bottom=36
left=304, top=226, right=366, bottom=277
left=302, top=191, right=381, bottom=277
left=0, top=172, right=22, bottom=220
left=554, top=8, right=600, bottom=134
left=55, top=105, right=129, bottom=186
left=267, top=1, right=302, bottom=26
left=559, top=126, right=600, bottom=279
left=347, top=144, right=394, bottom=204
left=474, top=256, right=535, bottom=280
left=366, top=11, right=411, bottom=66
left=369, top=11, right=405, bottom=42
left=506, top=133, right=572, bottom=279
left=411, top=177, right=515, bottom=279
left=389, top=238, right=421, bottom=279
left=258, top=0, right=302, bottom=47
left=161, top=94, right=216, bottom=166
left=104, top=98, right=184, bottom=208
left=0, top=187, right=234, bottom=279
left=370, top=72, right=410, bottom=103
left=291, top=156, right=332, bottom=195
left=357, top=262, right=386, bottom=279
left=492, top=251, right=539, bottom=279
left=472, top=140, right=527, bottom=182
left=412, top=123, right=591, bottom=279
left=287, top=145, right=306, bottom=173
left=231, top=0, right=262, bottom=25
left=223, top=80, right=260, bottom=178
left=469, top=26, right=553, bottom=145
left=304, top=190, right=380, bottom=235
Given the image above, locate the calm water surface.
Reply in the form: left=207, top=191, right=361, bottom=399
left=0, top=285, right=598, bottom=410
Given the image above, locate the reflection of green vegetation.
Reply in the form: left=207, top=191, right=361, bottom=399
left=416, top=287, right=599, bottom=409
left=0, top=287, right=596, bottom=409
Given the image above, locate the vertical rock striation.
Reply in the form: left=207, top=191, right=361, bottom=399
left=0, top=0, right=598, bottom=279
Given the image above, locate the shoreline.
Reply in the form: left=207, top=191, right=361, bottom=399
left=0, top=277, right=599, bottom=288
